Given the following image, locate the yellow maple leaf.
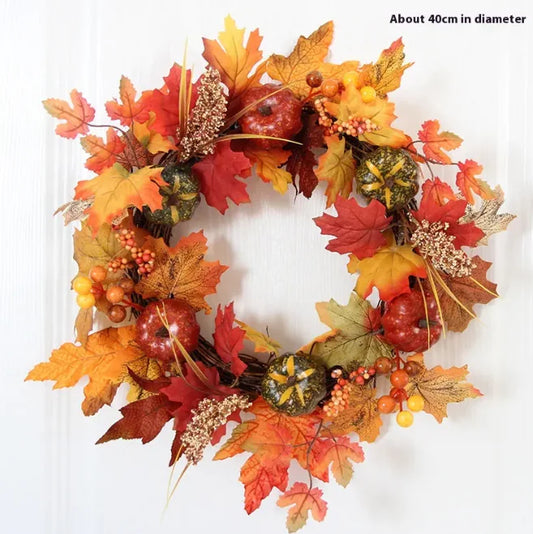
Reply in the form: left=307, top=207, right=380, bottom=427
left=121, top=356, right=164, bottom=403
left=359, top=38, right=413, bottom=97
left=202, top=15, right=264, bottom=104
left=266, top=21, right=358, bottom=99
left=348, top=235, right=427, bottom=301
left=244, top=148, right=292, bottom=194
left=134, top=231, right=227, bottom=313
left=316, top=135, right=355, bottom=207
left=235, top=320, right=281, bottom=355
left=74, top=163, right=165, bottom=234
left=405, top=354, right=482, bottom=422
left=26, top=326, right=143, bottom=416
left=325, top=86, right=409, bottom=148
left=132, top=112, right=175, bottom=154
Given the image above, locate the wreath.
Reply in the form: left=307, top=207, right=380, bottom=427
left=27, top=17, right=515, bottom=532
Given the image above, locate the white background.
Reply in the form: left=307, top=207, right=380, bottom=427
left=1, top=0, right=532, bottom=533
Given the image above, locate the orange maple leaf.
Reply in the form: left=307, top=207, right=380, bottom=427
left=134, top=231, right=227, bottom=313
left=421, top=177, right=457, bottom=206
left=105, top=75, right=151, bottom=126
left=74, top=164, right=164, bottom=234
left=266, top=21, right=358, bottom=99
left=325, top=85, right=409, bottom=148
left=418, top=119, right=462, bottom=164
left=244, top=147, right=292, bottom=194
left=202, top=16, right=263, bottom=106
left=132, top=112, right=176, bottom=154
left=348, top=235, right=427, bottom=301
left=314, top=435, right=364, bottom=487
left=43, top=89, right=95, bottom=139
left=359, top=38, right=413, bottom=96
left=80, top=128, right=127, bottom=173
left=277, top=482, right=328, bottom=533
left=25, top=326, right=143, bottom=416
left=456, top=159, right=496, bottom=204
left=316, top=136, right=355, bottom=207
left=405, top=354, right=482, bottom=422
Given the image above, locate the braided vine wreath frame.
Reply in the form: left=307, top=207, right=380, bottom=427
left=26, top=16, right=515, bottom=532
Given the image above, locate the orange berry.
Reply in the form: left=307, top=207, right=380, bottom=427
left=321, top=79, right=339, bottom=98
left=377, top=395, right=396, bottom=414
left=390, top=369, right=409, bottom=388
left=89, top=265, right=107, bottom=283
left=360, top=86, right=376, bottom=103
left=106, top=285, right=125, bottom=304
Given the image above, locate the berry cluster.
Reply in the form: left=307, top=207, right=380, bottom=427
left=110, top=226, right=155, bottom=276
left=131, top=248, right=156, bottom=275
left=376, top=358, right=425, bottom=428
left=314, top=97, right=379, bottom=137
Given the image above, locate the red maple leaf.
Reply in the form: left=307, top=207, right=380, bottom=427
left=160, top=361, right=237, bottom=433
left=43, top=89, right=95, bottom=139
left=192, top=142, right=252, bottom=213
left=213, top=302, right=247, bottom=377
left=412, top=194, right=484, bottom=248
left=143, top=64, right=199, bottom=138
left=314, top=197, right=392, bottom=258
left=421, top=177, right=456, bottom=206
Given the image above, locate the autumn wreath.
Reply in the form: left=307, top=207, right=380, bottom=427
left=27, top=17, right=515, bottom=532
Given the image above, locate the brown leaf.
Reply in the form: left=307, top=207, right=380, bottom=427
left=405, top=355, right=482, bottom=422
left=327, top=385, right=383, bottom=443
left=427, top=256, right=498, bottom=332
left=74, top=307, right=93, bottom=346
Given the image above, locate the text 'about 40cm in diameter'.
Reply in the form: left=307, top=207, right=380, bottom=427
left=390, top=14, right=527, bottom=24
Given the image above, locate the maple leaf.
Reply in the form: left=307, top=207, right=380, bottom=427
left=405, top=354, right=482, bottom=422
left=421, top=177, right=457, bottom=206
left=456, top=159, right=496, bottom=204
left=96, top=393, right=176, bottom=444
left=192, top=142, right=251, bottom=214
left=460, top=186, right=516, bottom=245
left=266, top=21, right=358, bottom=99
left=314, top=435, right=364, bottom=487
left=327, top=385, right=383, bottom=442
left=310, top=292, right=392, bottom=369
left=413, top=194, right=485, bottom=249
left=286, top=114, right=323, bottom=197
left=244, top=148, right=292, bottom=194
left=213, top=303, right=247, bottom=377
left=43, top=89, right=95, bottom=139
left=277, top=482, right=327, bottom=532
left=316, top=136, right=355, bottom=207
left=135, top=232, right=227, bottom=313
left=348, top=236, right=427, bottom=301
left=144, top=64, right=199, bottom=138
left=418, top=120, right=462, bottom=164
left=235, top=320, right=281, bottom=355
left=132, top=112, right=175, bottom=154
left=122, top=357, right=164, bottom=403
left=26, top=326, right=143, bottom=416
left=314, top=197, right=392, bottom=259
left=325, top=86, right=409, bottom=148
left=202, top=15, right=263, bottom=108
left=80, top=129, right=127, bottom=173
left=359, top=38, right=413, bottom=97
left=105, top=75, right=150, bottom=126
left=426, top=256, right=498, bottom=332
left=74, top=164, right=165, bottom=234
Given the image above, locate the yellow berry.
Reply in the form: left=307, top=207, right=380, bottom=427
left=407, top=394, right=425, bottom=412
left=72, top=276, right=93, bottom=295
left=360, top=86, right=377, bottom=103
left=76, top=293, right=96, bottom=309
left=396, top=410, right=414, bottom=428
left=342, top=71, right=359, bottom=88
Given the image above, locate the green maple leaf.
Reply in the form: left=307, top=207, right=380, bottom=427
left=309, top=292, right=392, bottom=369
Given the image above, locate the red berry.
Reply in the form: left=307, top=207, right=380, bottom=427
left=135, top=299, right=200, bottom=362
left=390, top=387, right=408, bottom=403
left=390, top=369, right=409, bottom=388
left=355, top=376, right=365, bottom=385
left=239, top=84, right=303, bottom=149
